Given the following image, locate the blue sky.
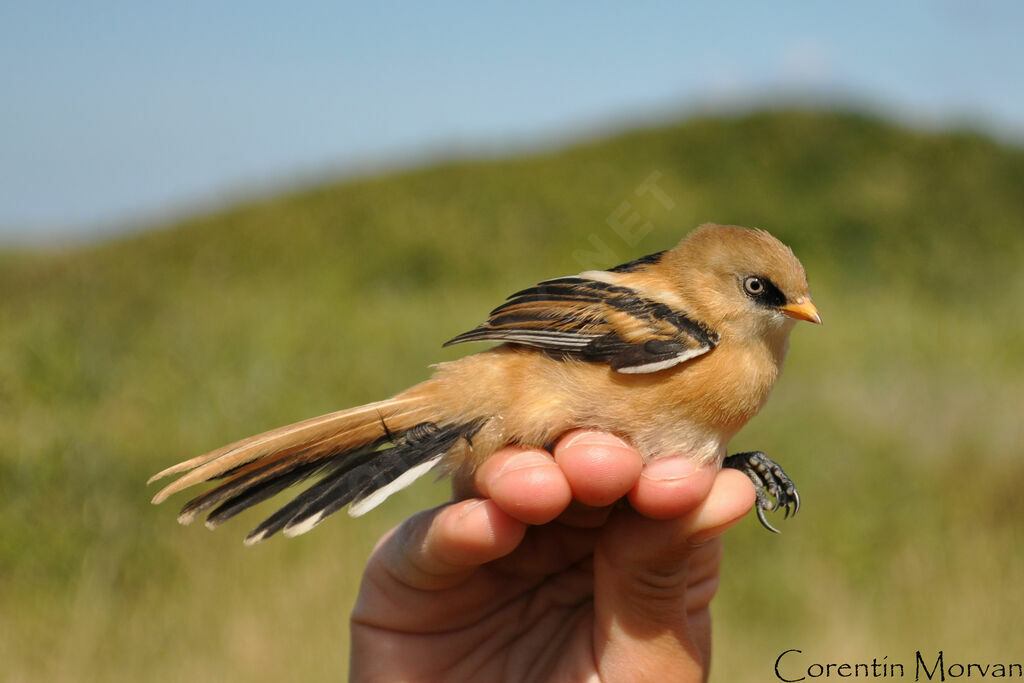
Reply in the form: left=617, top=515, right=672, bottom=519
left=2, top=1, right=1023, bottom=242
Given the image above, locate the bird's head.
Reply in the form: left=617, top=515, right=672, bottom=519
left=666, top=224, right=821, bottom=340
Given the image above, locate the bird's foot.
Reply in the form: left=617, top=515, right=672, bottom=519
left=722, top=451, right=800, bottom=533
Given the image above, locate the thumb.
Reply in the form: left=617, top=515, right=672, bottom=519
left=592, top=467, right=755, bottom=681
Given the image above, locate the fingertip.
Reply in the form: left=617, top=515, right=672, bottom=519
left=427, top=498, right=527, bottom=570
left=628, top=456, right=716, bottom=519
left=554, top=430, right=644, bottom=507
left=685, top=468, right=757, bottom=544
left=716, top=466, right=758, bottom=501
left=475, top=447, right=572, bottom=525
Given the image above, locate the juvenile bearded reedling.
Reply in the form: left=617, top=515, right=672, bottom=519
left=149, top=223, right=821, bottom=543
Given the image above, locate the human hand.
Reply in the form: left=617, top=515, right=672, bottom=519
left=349, top=430, right=756, bottom=682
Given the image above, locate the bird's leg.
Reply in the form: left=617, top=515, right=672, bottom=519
left=722, top=451, right=800, bottom=533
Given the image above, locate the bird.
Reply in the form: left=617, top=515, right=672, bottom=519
left=149, top=223, right=821, bottom=544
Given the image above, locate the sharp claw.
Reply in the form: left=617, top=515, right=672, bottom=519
left=756, top=505, right=781, bottom=533
left=723, top=450, right=800, bottom=533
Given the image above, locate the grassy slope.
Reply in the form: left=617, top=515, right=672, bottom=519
left=1, top=109, right=1022, bottom=680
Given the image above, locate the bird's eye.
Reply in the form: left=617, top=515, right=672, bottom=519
left=743, top=276, right=765, bottom=296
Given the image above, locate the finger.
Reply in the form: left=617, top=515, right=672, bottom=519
left=685, top=468, right=756, bottom=545
left=474, top=446, right=573, bottom=525
left=592, top=468, right=755, bottom=679
left=352, top=498, right=530, bottom=636
left=376, top=498, right=527, bottom=592
left=627, top=454, right=716, bottom=519
left=592, top=506, right=706, bottom=680
left=553, top=430, right=645, bottom=507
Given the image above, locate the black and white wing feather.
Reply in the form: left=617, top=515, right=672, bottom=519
left=445, top=269, right=718, bottom=374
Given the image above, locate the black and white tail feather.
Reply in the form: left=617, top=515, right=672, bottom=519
left=149, top=395, right=485, bottom=544
left=242, top=419, right=485, bottom=545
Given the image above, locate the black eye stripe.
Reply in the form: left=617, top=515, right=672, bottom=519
left=743, top=275, right=787, bottom=308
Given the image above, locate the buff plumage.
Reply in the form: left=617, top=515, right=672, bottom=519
left=149, top=223, right=820, bottom=543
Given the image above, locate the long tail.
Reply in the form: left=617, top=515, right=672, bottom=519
left=148, top=389, right=484, bottom=545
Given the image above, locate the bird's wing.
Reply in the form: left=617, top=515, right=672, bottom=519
left=444, top=273, right=718, bottom=373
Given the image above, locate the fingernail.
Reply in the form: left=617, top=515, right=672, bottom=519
left=457, top=499, right=488, bottom=519
left=641, top=456, right=701, bottom=481
left=562, top=431, right=632, bottom=450
left=496, top=450, right=552, bottom=477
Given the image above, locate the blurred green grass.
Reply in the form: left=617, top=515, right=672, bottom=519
left=1, top=109, right=1022, bottom=681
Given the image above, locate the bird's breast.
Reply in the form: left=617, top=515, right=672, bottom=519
left=597, top=338, right=782, bottom=464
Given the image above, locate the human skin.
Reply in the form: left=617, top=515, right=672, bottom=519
left=350, top=429, right=757, bottom=682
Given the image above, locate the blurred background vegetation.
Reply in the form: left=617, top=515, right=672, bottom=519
left=1, top=109, right=1022, bottom=681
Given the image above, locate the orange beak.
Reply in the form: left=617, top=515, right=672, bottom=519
left=780, top=297, right=822, bottom=324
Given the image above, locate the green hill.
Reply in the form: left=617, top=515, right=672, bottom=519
left=2, top=109, right=1022, bottom=680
